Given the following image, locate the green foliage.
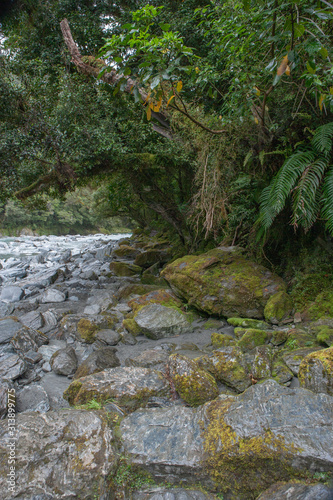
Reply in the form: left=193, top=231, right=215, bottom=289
left=258, top=122, right=333, bottom=235
left=112, top=456, right=155, bottom=492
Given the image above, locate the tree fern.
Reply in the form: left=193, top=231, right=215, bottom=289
left=258, top=122, right=333, bottom=235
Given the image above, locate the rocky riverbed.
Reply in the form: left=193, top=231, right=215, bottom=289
left=0, top=232, right=332, bottom=499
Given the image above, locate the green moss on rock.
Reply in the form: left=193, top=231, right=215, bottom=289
left=211, top=332, right=235, bottom=348
left=237, top=329, right=271, bottom=352
left=227, top=318, right=270, bottom=330
left=109, top=261, right=142, bottom=277
left=298, top=347, right=333, bottom=395
left=161, top=247, right=287, bottom=319
left=77, top=319, right=98, bottom=343
left=264, top=291, right=293, bottom=324
left=306, top=291, right=333, bottom=320
left=168, top=354, right=219, bottom=406
left=122, top=318, right=141, bottom=336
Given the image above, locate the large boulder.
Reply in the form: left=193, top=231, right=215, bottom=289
left=121, top=380, right=333, bottom=499
left=298, top=347, right=333, bottom=396
left=64, top=367, right=169, bottom=411
left=257, top=481, right=333, bottom=500
left=0, top=409, right=116, bottom=499
left=50, top=346, right=78, bottom=376
left=161, top=247, right=286, bottom=319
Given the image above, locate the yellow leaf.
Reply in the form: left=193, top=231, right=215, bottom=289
left=319, top=94, right=326, bottom=112
left=330, top=87, right=333, bottom=95
left=166, top=95, right=175, bottom=107
left=176, top=81, right=183, bottom=92
left=195, top=67, right=199, bottom=73
left=277, top=55, right=288, bottom=76
left=254, top=117, right=259, bottom=124
left=153, top=96, right=162, bottom=112
left=146, top=106, right=152, bottom=121
left=254, top=86, right=260, bottom=96
left=285, top=65, right=290, bottom=76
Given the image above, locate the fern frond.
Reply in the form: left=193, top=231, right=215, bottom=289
left=258, top=150, right=316, bottom=230
left=321, top=165, right=333, bottom=235
left=312, top=122, right=333, bottom=157
left=291, top=156, right=328, bottom=230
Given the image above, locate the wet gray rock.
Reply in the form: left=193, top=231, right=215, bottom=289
left=74, top=347, right=120, bottom=379
left=16, top=384, right=50, bottom=413
left=19, top=310, right=44, bottom=330
left=40, top=372, right=71, bottom=410
left=0, top=317, right=21, bottom=344
left=10, top=326, right=48, bottom=354
left=0, top=380, right=14, bottom=418
left=0, top=285, right=24, bottom=302
left=83, top=304, right=101, bottom=315
left=0, top=354, right=27, bottom=381
left=132, top=488, right=213, bottom=500
left=50, top=346, right=78, bottom=376
left=40, top=288, right=66, bottom=303
left=24, top=350, right=43, bottom=364
left=125, top=348, right=169, bottom=370
left=282, top=347, right=321, bottom=376
left=256, top=481, right=333, bottom=500
left=64, top=366, right=169, bottom=411
left=0, top=409, right=116, bottom=499
left=41, top=310, right=58, bottom=330
left=0, top=302, right=15, bottom=319
left=94, top=329, right=121, bottom=346
left=134, top=303, right=192, bottom=339
left=121, top=405, right=206, bottom=485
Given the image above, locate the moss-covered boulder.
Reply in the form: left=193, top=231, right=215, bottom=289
left=298, top=347, right=333, bottom=396
left=251, top=346, right=271, bottom=380
left=168, top=354, right=219, bottom=406
left=313, top=325, right=333, bottom=347
left=109, top=261, right=142, bottom=277
left=77, top=318, right=98, bottom=343
left=122, top=318, right=141, bottom=336
left=271, top=361, right=293, bottom=385
left=211, top=332, right=235, bottom=348
left=264, top=291, right=293, bottom=324
left=209, top=346, right=251, bottom=392
left=113, top=244, right=140, bottom=259
left=237, top=328, right=271, bottom=352
left=271, top=329, right=289, bottom=346
left=64, top=367, right=169, bottom=411
left=134, top=249, right=169, bottom=268
left=161, top=247, right=286, bottom=319
left=76, top=315, right=118, bottom=343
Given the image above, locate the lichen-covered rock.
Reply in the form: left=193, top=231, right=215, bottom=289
left=134, top=303, right=192, bottom=340
left=271, top=361, right=294, bottom=385
left=306, top=290, right=333, bottom=320
left=256, top=481, right=333, bottom=500
left=237, top=328, right=271, bottom=352
left=122, top=318, right=142, bottom=336
left=168, top=354, right=219, bottom=406
left=264, top=291, right=293, bottom=324
left=94, top=329, right=121, bottom=346
left=74, top=347, right=120, bottom=379
left=64, top=367, right=169, bottom=411
left=50, top=346, right=78, bottom=376
left=298, top=347, right=333, bottom=395
left=271, top=329, right=289, bottom=346
left=209, top=346, right=251, bottom=392
left=161, top=247, right=286, bottom=319
left=313, top=324, right=333, bottom=347
left=251, top=346, right=272, bottom=380
left=76, top=318, right=99, bottom=343
left=109, top=261, right=142, bottom=277
left=0, top=409, right=116, bottom=499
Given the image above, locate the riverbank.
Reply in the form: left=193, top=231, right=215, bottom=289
left=0, top=232, right=332, bottom=499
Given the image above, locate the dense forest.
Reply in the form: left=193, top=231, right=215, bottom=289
left=0, top=0, right=332, bottom=257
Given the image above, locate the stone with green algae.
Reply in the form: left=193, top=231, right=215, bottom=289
left=211, top=332, right=235, bottom=348
left=161, top=247, right=287, bottom=319
left=168, top=353, right=219, bottom=406
left=227, top=317, right=270, bottom=329
left=209, top=346, right=251, bottom=393
left=109, top=261, right=142, bottom=277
